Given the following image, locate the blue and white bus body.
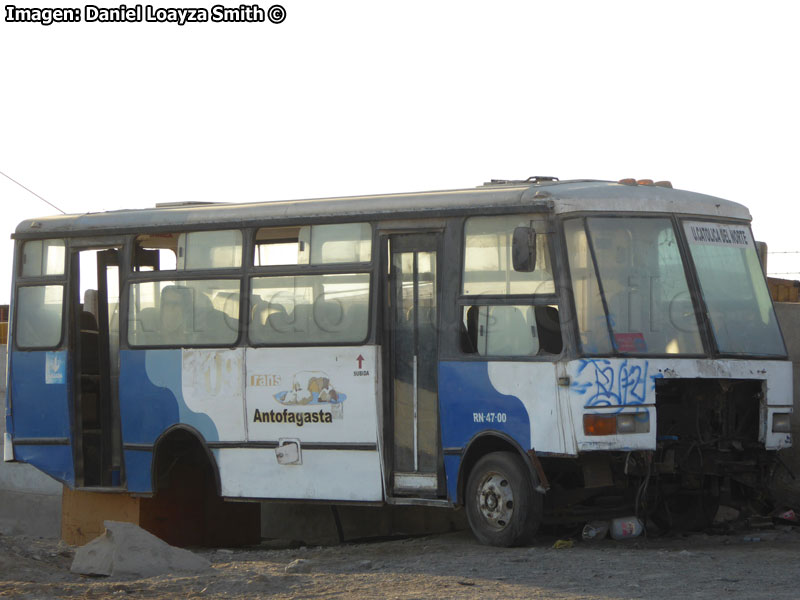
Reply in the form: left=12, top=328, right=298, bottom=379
left=117, top=346, right=385, bottom=501
left=5, top=179, right=792, bottom=545
left=439, top=357, right=791, bottom=498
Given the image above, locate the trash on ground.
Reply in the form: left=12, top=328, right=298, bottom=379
left=610, top=516, right=643, bottom=540
left=713, top=506, right=741, bottom=524
left=581, top=521, right=609, bottom=541
left=773, top=508, right=799, bottom=524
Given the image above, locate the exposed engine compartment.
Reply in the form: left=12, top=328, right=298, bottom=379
left=656, top=379, right=762, bottom=453
left=542, top=378, right=778, bottom=530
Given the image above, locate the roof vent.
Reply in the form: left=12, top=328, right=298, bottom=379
left=482, top=176, right=559, bottom=187
left=618, top=178, right=673, bottom=188
left=154, top=201, right=225, bottom=208
left=525, top=176, right=559, bottom=183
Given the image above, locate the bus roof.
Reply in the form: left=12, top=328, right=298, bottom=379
left=13, top=179, right=751, bottom=238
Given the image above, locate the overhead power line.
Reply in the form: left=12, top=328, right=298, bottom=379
left=0, top=168, right=66, bottom=214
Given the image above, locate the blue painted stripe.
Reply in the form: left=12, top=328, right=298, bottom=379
left=119, top=350, right=180, bottom=445
left=438, top=361, right=531, bottom=502
left=123, top=449, right=153, bottom=494
left=10, top=351, right=72, bottom=439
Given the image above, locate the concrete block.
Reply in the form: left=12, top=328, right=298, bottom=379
left=0, top=346, right=64, bottom=539
left=0, top=461, right=62, bottom=496
left=0, top=489, right=61, bottom=537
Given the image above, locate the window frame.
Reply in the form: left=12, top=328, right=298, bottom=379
left=19, top=238, right=67, bottom=278
left=457, top=215, right=563, bottom=360
left=126, top=275, right=246, bottom=349
left=13, top=282, right=67, bottom=351
left=247, top=222, right=375, bottom=348
left=248, top=271, right=373, bottom=347
left=557, top=213, right=778, bottom=359
left=131, top=229, right=244, bottom=273
left=253, top=222, right=373, bottom=268
left=13, top=237, right=69, bottom=351
left=678, top=217, right=788, bottom=359
left=126, top=227, right=248, bottom=349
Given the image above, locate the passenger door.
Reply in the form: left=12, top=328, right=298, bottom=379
left=384, top=233, right=444, bottom=496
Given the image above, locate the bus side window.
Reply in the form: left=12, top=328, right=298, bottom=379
left=133, top=236, right=177, bottom=272
left=255, top=223, right=371, bottom=267
left=129, top=280, right=239, bottom=347
left=158, top=285, right=194, bottom=345
left=460, top=215, right=561, bottom=357
left=191, top=291, right=230, bottom=342
left=21, top=239, right=65, bottom=277
left=461, top=304, right=562, bottom=357
left=249, top=274, right=369, bottom=345
left=16, top=285, right=64, bottom=348
left=134, top=230, right=242, bottom=272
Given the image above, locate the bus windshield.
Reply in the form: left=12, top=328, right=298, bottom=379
left=683, top=221, right=786, bottom=356
left=566, top=217, right=703, bottom=356
left=566, top=217, right=786, bottom=357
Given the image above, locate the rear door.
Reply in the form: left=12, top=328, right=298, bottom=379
left=8, top=238, right=74, bottom=483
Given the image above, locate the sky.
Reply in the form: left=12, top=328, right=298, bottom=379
left=1, top=0, right=799, bottom=305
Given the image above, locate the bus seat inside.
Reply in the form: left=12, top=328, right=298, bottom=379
left=534, top=305, right=563, bottom=355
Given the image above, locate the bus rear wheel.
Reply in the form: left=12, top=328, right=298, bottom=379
left=465, top=451, right=542, bottom=547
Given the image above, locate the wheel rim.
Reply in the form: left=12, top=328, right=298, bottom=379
left=475, top=470, right=514, bottom=530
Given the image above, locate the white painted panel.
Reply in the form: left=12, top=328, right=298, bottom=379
left=182, top=348, right=246, bottom=441
left=245, top=346, right=379, bottom=444
left=568, top=358, right=656, bottom=452
left=216, top=447, right=384, bottom=501
left=765, top=407, right=793, bottom=450
left=229, top=346, right=384, bottom=501
left=568, top=358, right=793, bottom=452
left=762, top=361, right=794, bottom=407
left=486, top=362, right=565, bottom=454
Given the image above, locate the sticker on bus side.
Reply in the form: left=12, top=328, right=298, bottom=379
left=45, top=351, right=66, bottom=384
left=244, top=346, right=378, bottom=443
left=683, top=221, right=752, bottom=248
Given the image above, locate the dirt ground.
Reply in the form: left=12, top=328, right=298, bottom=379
left=3, top=524, right=800, bottom=600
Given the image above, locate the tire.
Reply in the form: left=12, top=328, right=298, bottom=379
left=465, top=451, right=542, bottom=547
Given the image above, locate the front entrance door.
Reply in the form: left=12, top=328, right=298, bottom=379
left=385, top=234, right=443, bottom=496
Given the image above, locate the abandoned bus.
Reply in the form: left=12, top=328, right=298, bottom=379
left=4, top=178, right=792, bottom=546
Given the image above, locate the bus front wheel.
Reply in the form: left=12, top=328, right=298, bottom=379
left=465, top=451, right=542, bottom=547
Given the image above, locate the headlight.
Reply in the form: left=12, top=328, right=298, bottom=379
left=772, top=413, right=792, bottom=433
left=616, top=414, right=636, bottom=434
left=583, top=413, right=649, bottom=436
